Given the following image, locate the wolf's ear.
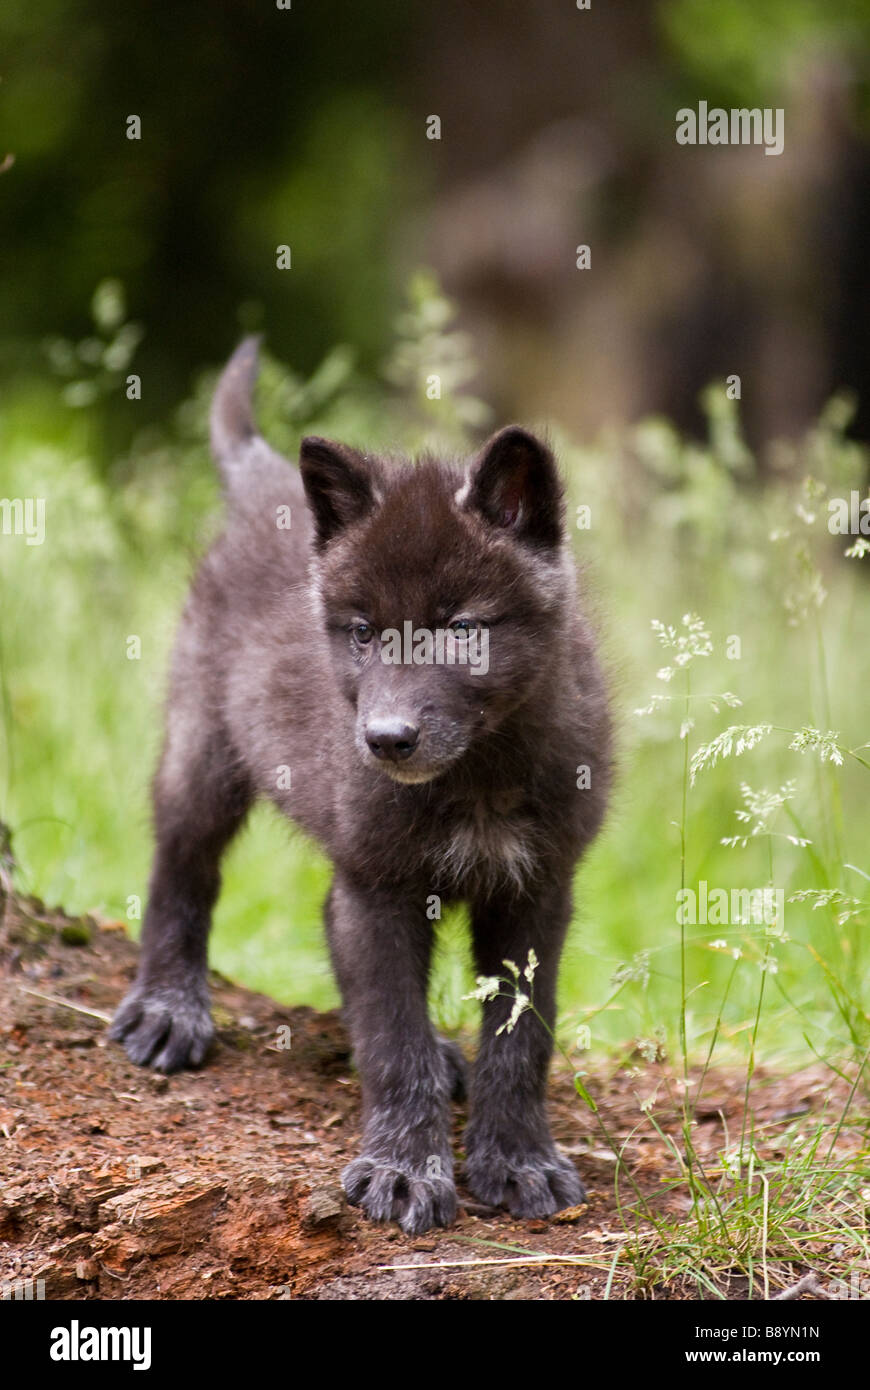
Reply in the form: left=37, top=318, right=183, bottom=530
left=300, top=437, right=375, bottom=550
left=464, top=427, right=563, bottom=550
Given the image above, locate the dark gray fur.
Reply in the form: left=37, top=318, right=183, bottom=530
left=110, top=338, right=612, bottom=1233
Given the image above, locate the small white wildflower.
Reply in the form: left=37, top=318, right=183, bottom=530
left=791, top=889, right=829, bottom=908
left=634, top=693, right=671, bottom=717
left=709, top=939, right=728, bottom=951
left=789, top=727, right=844, bottom=766
left=765, top=924, right=789, bottom=942
left=636, top=1028, right=666, bottom=1064
left=651, top=619, right=678, bottom=648
left=789, top=888, right=864, bottom=924
left=726, top=781, right=797, bottom=841
left=713, top=691, right=742, bottom=712
left=845, top=538, right=870, bottom=559
left=523, top=948, right=539, bottom=984
left=496, top=991, right=530, bottom=1036
left=463, top=975, right=501, bottom=1003
left=611, top=952, right=651, bottom=990
left=651, top=613, right=712, bottom=666
left=690, top=724, right=773, bottom=784
left=502, top=958, right=520, bottom=980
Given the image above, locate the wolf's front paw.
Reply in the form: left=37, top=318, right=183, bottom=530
left=109, top=981, right=214, bottom=1072
left=464, top=1142, right=585, bottom=1219
left=342, top=1153, right=457, bottom=1234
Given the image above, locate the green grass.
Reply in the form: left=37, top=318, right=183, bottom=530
left=3, top=280, right=868, bottom=1297
left=1, top=280, right=869, bottom=1095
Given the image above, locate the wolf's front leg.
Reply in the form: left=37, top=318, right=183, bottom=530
left=465, top=878, right=586, bottom=1218
left=109, top=725, right=252, bottom=1072
left=326, top=874, right=456, bottom=1234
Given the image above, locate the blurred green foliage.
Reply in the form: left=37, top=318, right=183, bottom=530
left=3, top=0, right=868, bottom=453
left=0, top=0, right=414, bottom=428
left=1, top=276, right=868, bottom=1080
left=661, top=0, right=870, bottom=117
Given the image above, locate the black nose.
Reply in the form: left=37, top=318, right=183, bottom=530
left=365, top=717, right=420, bottom=762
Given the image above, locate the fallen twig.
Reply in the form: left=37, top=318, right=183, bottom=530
left=773, top=1272, right=831, bottom=1300
left=16, top=985, right=111, bottom=1023
left=378, top=1254, right=602, bottom=1273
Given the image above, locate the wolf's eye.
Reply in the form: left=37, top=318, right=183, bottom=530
left=352, top=622, right=375, bottom=646
left=449, top=618, right=482, bottom=639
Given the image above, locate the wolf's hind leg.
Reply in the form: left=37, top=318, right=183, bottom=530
left=110, top=720, right=252, bottom=1072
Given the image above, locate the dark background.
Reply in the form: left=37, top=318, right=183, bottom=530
left=2, top=0, right=869, bottom=452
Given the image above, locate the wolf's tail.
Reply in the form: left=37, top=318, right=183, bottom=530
left=209, top=335, right=263, bottom=492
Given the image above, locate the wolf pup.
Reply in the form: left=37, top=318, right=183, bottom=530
left=110, top=338, right=611, bottom=1234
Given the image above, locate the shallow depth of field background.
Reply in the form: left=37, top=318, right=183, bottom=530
left=1, top=1, right=869, bottom=1075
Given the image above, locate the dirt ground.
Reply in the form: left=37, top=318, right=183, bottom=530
left=0, top=889, right=854, bottom=1301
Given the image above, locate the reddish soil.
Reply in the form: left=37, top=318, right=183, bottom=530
left=0, top=889, right=856, bottom=1300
